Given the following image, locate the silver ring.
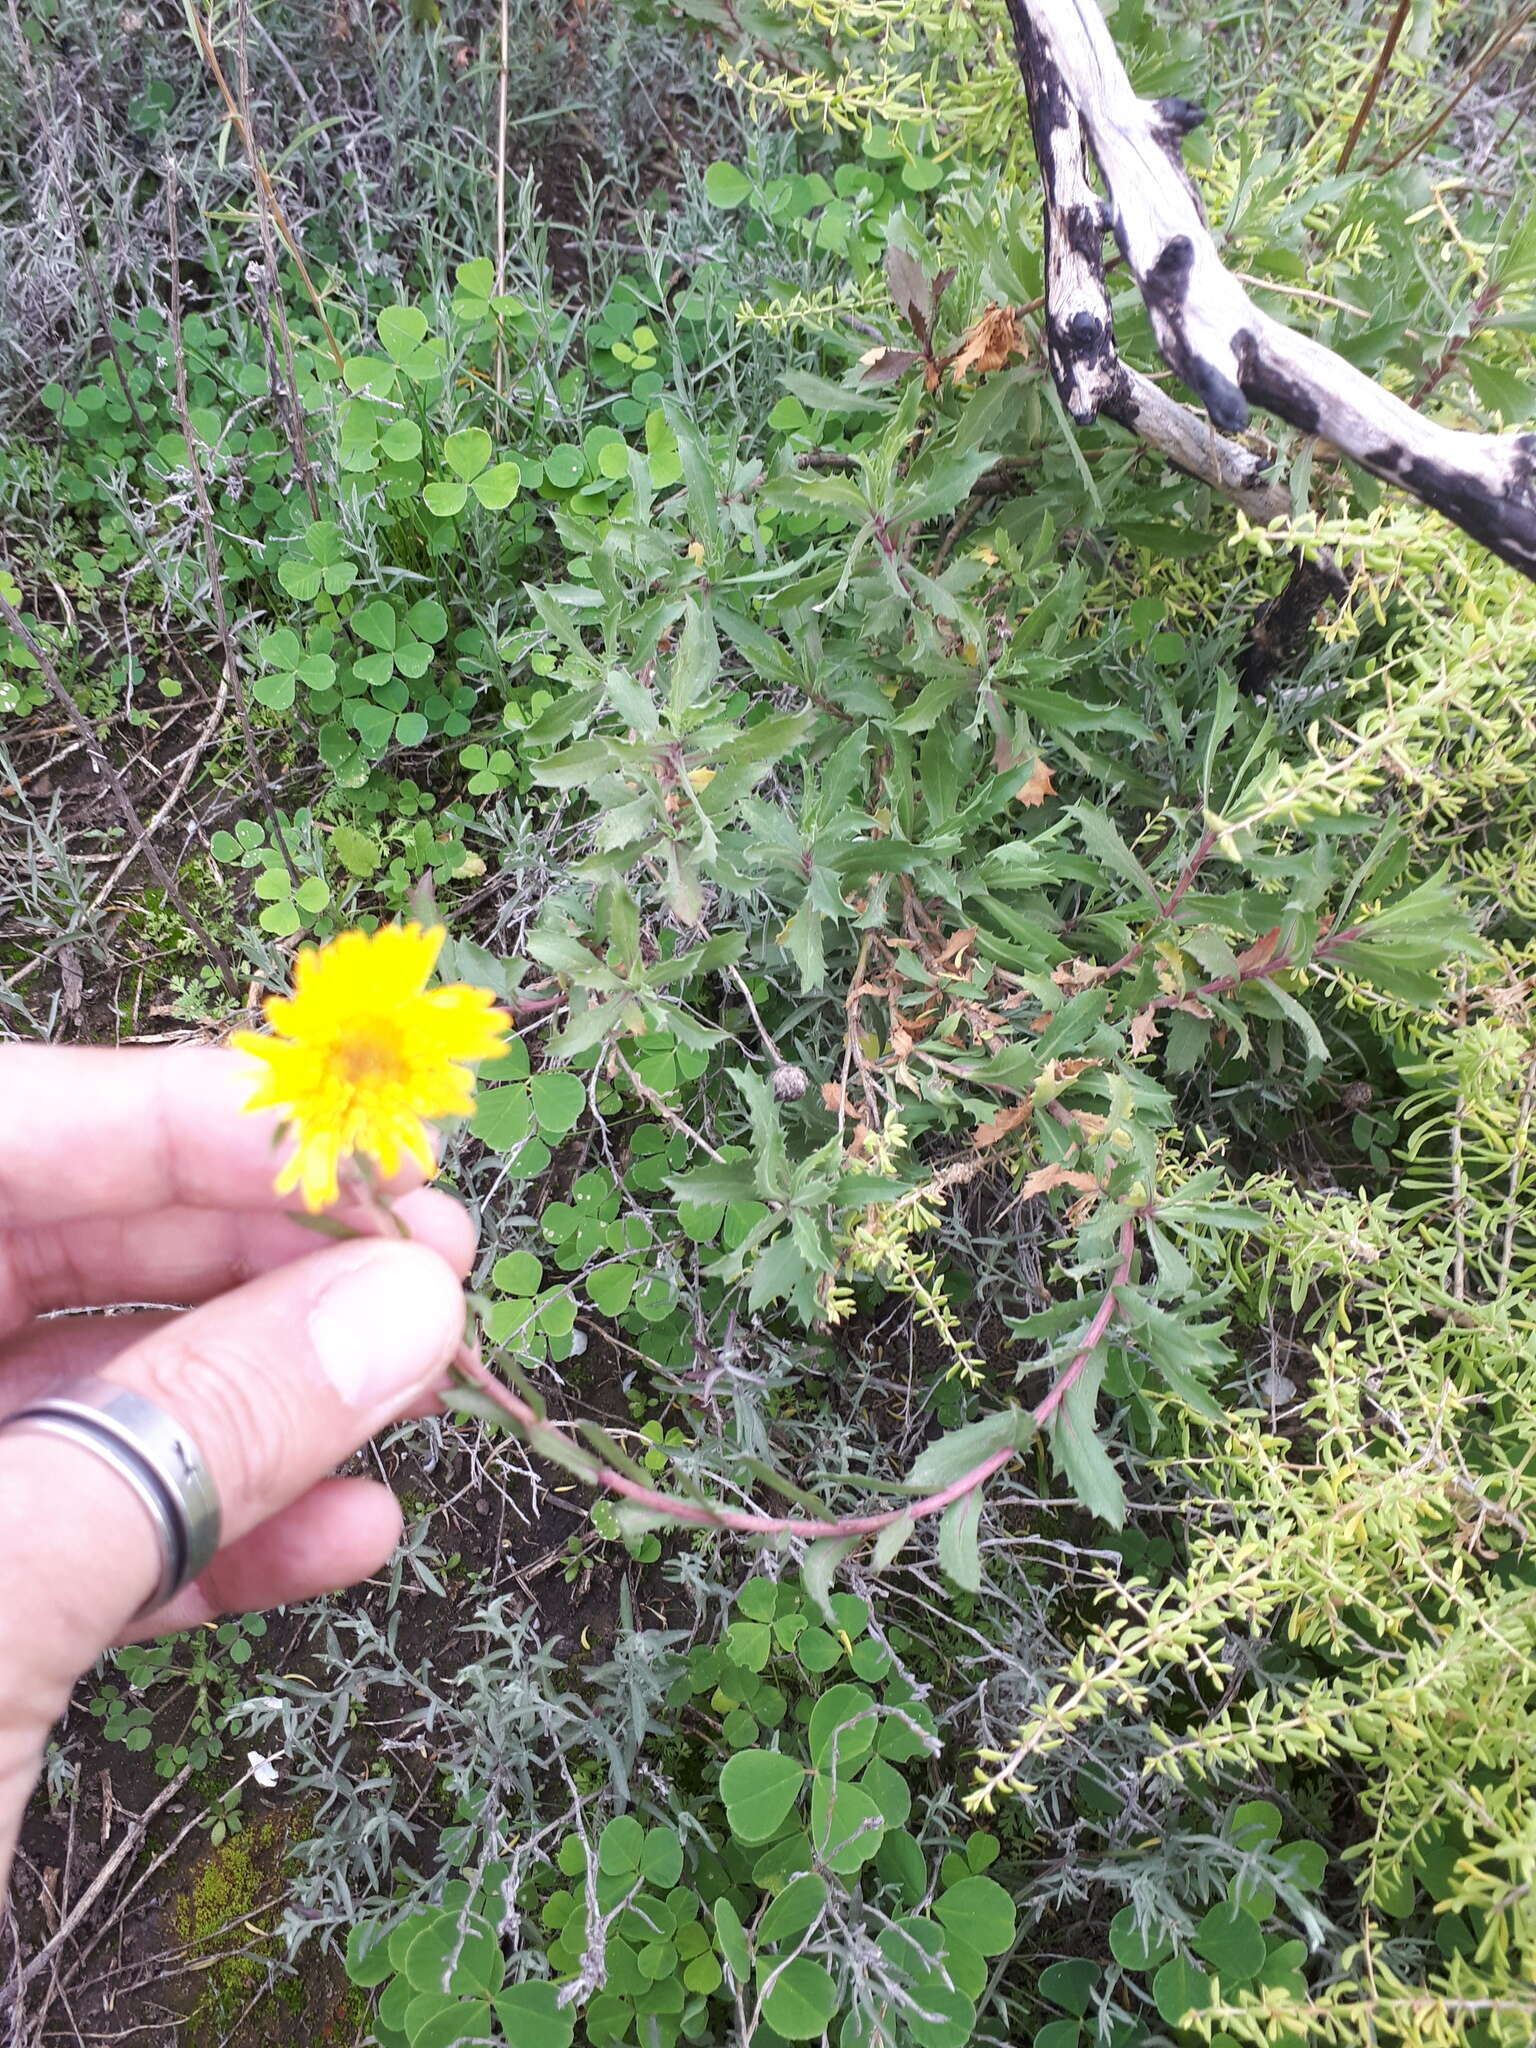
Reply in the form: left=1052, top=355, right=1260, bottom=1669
left=0, top=1377, right=220, bottom=1617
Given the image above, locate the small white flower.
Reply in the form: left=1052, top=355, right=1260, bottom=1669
left=247, top=1749, right=284, bottom=1789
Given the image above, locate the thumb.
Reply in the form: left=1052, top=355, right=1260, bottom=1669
left=0, top=1236, right=465, bottom=1725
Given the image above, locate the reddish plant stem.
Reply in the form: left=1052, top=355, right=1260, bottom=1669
left=1031, top=1218, right=1135, bottom=1427
left=1336, top=0, right=1413, bottom=176
left=1105, top=826, right=1220, bottom=978
left=451, top=1218, right=1139, bottom=1544
left=1411, top=277, right=1502, bottom=412
left=1193, top=920, right=1363, bottom=1003
left=1378, top=2, right=1536, bottom=173
left=1158, top=827, right=1219, bottom=924
left=1111, top=902, right=1363, bottom=1032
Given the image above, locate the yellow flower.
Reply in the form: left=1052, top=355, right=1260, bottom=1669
left=232, top=923, right=510, bottom=1210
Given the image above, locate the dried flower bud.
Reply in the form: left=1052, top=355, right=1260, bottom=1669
left=772, top=1064, right=809, bottom=1103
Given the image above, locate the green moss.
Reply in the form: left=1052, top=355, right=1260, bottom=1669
left=172, top=1813, right=297, bottom=2043
left=167, top=1800, right=361, bottom=2043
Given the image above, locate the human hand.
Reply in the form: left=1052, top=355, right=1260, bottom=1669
left=0, top=1043, right=475, bottom=1890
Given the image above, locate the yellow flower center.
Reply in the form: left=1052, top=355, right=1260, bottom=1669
left=334, top=1019, right=406, bottom=1088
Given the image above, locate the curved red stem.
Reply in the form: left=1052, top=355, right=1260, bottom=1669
left=453, top=1216, right=1137, bottom=1545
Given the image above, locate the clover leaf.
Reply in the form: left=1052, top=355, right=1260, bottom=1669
left=423, top=427, right=521, bottom=516
left=254, top=627, right=335, bottom=711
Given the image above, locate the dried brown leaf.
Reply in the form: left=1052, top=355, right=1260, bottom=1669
left=859, top=346, right=924, bottom=386
left=1019, top=1162, right=1102, bottom=1199
left=1128, top=1008, right=1161, bottom=1056
left=1235, top=926, right=1284, bottom=976
left=937, top=926, right=978, bottom=971
left=973, top=1102, right=1033, bottom=1148
left=1050, top=957, right=1111, bottom=994
left=1014, top=757, right=1055, bottom=806
left=950, top=303, right=1024, bottom=384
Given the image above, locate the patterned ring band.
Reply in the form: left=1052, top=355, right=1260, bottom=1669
left=0, top=1376, right=221, bottom=1617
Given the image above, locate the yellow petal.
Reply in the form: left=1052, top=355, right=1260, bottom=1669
left=231, top=925, right=509, bottom=1208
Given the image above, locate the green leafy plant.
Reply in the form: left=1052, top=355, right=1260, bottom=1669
left=347, top=1571, right=1013, bottom=2047
left=10, top=9, right=1536, bottom=2046
left=88, top=1615, right=271, bottom=1837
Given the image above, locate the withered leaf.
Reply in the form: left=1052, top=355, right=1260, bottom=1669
left=950, top=303, right=1024, bottom=384
left=937, top=926, right=978, bottom=971
left=859, top=345, right=925, bottom=386
left=1034, top=1056, right=1102, bottom=1091
left=1235, top=926, right=1284, bottom=976
left=973, top=1102, right=1033, bottom=1147
left=1051, top=957, right=1111, bottom=994
left=1014, top=756, right=1055, bottom=806
left=1019, top=1162, right=1102, bottom=1199
left=885, top=246, right=933, bottom=345
left=1128, top=1007, right=1161, bottom=1056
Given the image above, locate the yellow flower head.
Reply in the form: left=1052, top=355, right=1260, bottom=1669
left=232, top=923, right=510, bottom=1210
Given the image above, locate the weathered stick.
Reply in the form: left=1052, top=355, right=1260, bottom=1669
left=1007, top=0, right=1536, bottom=579
left=1012, top=0, right=1338, bottom=684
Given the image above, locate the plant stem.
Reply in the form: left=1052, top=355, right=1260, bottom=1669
left=236, top=0, right=320, bottom=519
left=1378, top=3, right=1536, bottom=173
left=449, top=1218, right=1137, bottom=1545
left=1104, top=825, right=1220, bottom=977
left=1032, top=1218, right=1136, bottom=1427
left=187, top=5, right=345, bottom=372
left=494, top=0, right=510, bottom=398
left=1336, top=0, right=1413, bottom=175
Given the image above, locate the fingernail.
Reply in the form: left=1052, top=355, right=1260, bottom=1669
left=308, top=1243, right=464, bottom=1410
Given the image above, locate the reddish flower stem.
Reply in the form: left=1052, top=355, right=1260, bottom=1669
left=451, top=1217, right=1138, bottom=1545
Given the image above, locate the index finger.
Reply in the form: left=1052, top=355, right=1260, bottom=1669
left=0, top=1044, right=431, bottom=1227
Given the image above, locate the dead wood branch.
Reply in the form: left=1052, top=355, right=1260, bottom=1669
left=1007, top=0, right=1536, bottom=579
